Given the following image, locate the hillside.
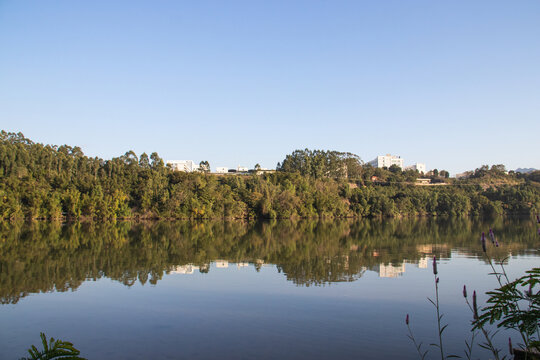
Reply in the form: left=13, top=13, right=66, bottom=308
left=1, top=131, right=539, bottom=220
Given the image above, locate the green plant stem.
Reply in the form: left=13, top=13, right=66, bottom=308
left=465, top=297, right=501, bottom=360
left=486, top=254, right=504, bottom=288
left=434, top=274, right=445, bottom=360
left=464, top=330, right=477, bottom=360
left=486, top=253, right=530, bottom=350
left=499, top=260, right=511, bottom=285
left=407, top=323, right=427, bottom=360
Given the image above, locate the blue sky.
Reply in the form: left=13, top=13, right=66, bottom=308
left=1, top=1, right=539, bottom=174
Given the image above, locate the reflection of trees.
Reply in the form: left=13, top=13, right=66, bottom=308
left=0, top=217, right=538, bottom=303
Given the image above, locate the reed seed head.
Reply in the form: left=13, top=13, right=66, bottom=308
left=488, top=229, right=495, bottom=244
left=463, top=285, right=467, bottom=298
left=473, top=290, right=478, bottom=320
left=508, top=337, right=513, bottom=355
left=432, top=256, right=438, bottom=275
left=406, top=314, right=409, bottom=325
left=481, top=232, right=486, bottom=253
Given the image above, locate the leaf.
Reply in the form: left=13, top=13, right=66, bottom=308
left=440, top=324, right=449, bottom=334
left=20, top=333, right=86, bottom=360
left=478, top=343, right=491, bottom=350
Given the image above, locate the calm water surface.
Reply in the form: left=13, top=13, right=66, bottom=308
left=0, top=218, right=539, bottom=359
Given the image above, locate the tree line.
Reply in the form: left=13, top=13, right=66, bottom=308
left=1, top=131, right=539, bottom=220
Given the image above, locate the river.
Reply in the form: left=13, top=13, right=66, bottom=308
left=1, top=217, right=538, bottom=359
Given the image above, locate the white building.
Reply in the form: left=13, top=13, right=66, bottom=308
left=378, top=263, right=406, bottom=278
left=417, top=257, right=428, bottom=269
left=170, top=264, right=200, bottom=274
left=166, top=160, right=199, bottom=172
left=215, top=260, right=229, bottom=268
left=404, top=163, right=426, bottom=174
left=368, top=154, right=404, bottom=169
left=237, top=166, right=249, bottom=172
left=215, top=167, right=228, bottom=173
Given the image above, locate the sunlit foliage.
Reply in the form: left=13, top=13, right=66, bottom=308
left=1, top=131, right=539, bottom=220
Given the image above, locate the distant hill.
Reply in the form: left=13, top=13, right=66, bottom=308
left=515, top=168, right=538, bottom=174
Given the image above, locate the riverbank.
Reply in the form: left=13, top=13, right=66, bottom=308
left=1, top=131, right=539, bottom=221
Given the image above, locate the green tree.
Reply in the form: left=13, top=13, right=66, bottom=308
left=139, top=153, right=150, bottom=168
left=199, top=161, right=210, bottom=173
left=150, top=152, right=164, bottom=169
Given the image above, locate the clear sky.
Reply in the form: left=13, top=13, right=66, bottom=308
left=1, top=1, right=539, bottom=174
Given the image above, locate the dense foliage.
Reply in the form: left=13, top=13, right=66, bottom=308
left=277, top=149, right=363, bottom=178
left=1, top=131, right=539, bottom=220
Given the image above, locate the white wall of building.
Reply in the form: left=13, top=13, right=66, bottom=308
left=215, top=167, right=228, bottom=173
left=369, top=154, right=404, bottom=169
left=379, top=263, right=406, bottom=278
left=405, top=163, right=426, bottom=173
left=215, top=260, right=229, bottom=268
left=415, top=163, right=426, bottom=173
left=166, top=160, right=198, bottom=172
left=170, top=265, right=199, bottom=274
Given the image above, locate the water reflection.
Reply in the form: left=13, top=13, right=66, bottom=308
left=0, top=217, right=537, bottom=304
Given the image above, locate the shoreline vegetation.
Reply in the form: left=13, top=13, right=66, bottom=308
left=1, top=130, right=539, bottom=221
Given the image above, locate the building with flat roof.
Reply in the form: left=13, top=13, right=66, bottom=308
left=368, top=154, right=404, bottom=169
left=405, top=163, right=426, bottom=174
left=166, top=160, right=199, bottom=172
left=378, top=263, right=406, bottom=278
left=170, top=264, right=199, bottom=274
left=215, top=167, right=228, bottom=173
left=215, top=260, right=229, bottom=268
